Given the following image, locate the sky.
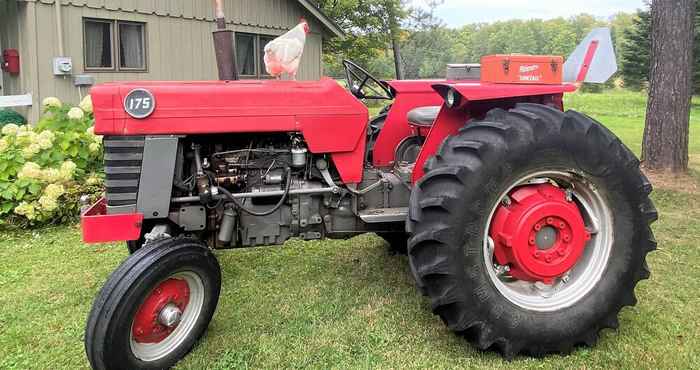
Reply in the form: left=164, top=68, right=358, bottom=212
left=410, top=0, right=646, bottom=27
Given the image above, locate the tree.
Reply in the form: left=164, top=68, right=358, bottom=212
left=642, top=0, right=695, bottom=172
left=620, top=4, right=652, bottom=89
left=621, top=1, right=700, bottom=92
left=316, top=0, right=408, bottom=77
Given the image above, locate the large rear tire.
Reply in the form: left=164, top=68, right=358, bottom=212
left=85, top=238, right=221, bottom=369
left=407, top=104, right=657, bottom=358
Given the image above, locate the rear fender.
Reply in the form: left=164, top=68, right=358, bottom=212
left=411, top=83, right=575, bottom=182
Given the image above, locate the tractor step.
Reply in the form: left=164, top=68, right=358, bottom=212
left=358, top=207, right=408, bottom=223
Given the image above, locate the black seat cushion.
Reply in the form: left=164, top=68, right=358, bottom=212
left=407, top=106, right=441, bottom=127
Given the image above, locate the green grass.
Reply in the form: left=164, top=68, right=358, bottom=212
left=1, top=90, right=699, bottom=369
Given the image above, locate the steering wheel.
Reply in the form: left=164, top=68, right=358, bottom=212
left=343, top=59, right=393, bottom=100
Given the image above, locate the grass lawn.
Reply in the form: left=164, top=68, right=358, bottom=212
left=1, top=90, right=699, bottom=369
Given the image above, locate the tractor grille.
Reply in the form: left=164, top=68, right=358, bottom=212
left=104, top=136, right=145, bottom=209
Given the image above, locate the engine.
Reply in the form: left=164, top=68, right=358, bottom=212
left=101, top=132, right=410, bottom=249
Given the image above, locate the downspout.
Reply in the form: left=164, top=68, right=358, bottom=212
left=54, top=0, right=65, bottom=56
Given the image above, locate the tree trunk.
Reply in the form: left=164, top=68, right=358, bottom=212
left=387, top=2, right=404, bottom=80
left=391, top=36, right=404, bottom=80
left=643, top=0, right=695, bottom=172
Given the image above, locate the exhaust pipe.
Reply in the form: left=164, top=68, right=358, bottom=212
left=212, top=0, right=239, bottom=80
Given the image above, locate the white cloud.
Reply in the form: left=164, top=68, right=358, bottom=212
left=411, top=0, right=646, bottom=27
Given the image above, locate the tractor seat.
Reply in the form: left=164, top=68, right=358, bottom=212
left=407, top=106, right=441, bottom=128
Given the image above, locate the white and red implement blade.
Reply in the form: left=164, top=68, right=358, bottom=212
left=563, top=28, right=617, bottom=84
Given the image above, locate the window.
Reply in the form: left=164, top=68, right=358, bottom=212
left=118, top=22, right=146, bottom=70
left=259, top=35, right=276, bottom=76
left=235, top=33, right=277, bottom=78
left=236, top=33, right=257, bottom=77
left=84, top=19, right=113, bottom=69
left=84, top=18, right=147, bottom=72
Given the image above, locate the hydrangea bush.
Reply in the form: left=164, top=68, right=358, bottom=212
left=0, top=95, right=104, bottom=226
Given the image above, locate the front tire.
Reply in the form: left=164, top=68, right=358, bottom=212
left=407, top=104, right=657, bottom=357
left=85, top=238, right=221, bottom=370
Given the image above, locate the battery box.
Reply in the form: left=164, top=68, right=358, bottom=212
left=481, top=54, right=564, bottom=85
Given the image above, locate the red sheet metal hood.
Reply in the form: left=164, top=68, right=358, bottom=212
left=91, top=77, right=369, bottom=137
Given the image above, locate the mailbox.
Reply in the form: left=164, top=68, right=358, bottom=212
left=2, top=49, right=20, bottom=75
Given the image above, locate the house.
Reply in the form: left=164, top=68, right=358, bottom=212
left=0, top=0, right=343, bottom=122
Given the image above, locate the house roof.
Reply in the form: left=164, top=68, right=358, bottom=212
left=296, top=0, right=344, bottom=38
left=19, top=0, right=344, bottom=37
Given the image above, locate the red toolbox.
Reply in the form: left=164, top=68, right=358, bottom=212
left=481, top=54, right=564, bottom=85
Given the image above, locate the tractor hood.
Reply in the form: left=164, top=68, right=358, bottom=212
left=91, top=77, right=369, bottom=142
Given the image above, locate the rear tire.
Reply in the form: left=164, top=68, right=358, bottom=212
left=407, top=104, right=657, bottom=358
left=85, top=238, right=221, bottom=370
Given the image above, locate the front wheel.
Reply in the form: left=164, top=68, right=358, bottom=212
left=85, top=238, right=221, bottom=370
left=407, top=104, right=657, bottom=357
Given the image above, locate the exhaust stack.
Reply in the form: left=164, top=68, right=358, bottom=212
left=212, top=0, right=239, bottom=80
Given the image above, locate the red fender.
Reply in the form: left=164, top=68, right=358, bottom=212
left=411, top=82, right=576, bottom=183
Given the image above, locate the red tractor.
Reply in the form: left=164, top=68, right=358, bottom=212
left=81, top=28, right=656, bottom=369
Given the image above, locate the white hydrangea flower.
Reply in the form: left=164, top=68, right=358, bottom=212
left=67, top=107, right=85, bottom=121
left=42, top=97, right=63, bottom=108
left=41, top=168, right=61, bottom=183
left=1, top=124, right=20, bottom=136
left=44, top=183, right=66, bottom=199
left=59, top=160, right=77, bottom=180
left=37, top=137, right=53, bottom=150
left=93, top=135, right=103, bottom=144
left=86, top=176, right=102, bottom=185
left=18, top=162, right=42, bottom=179
left=0, top=138, right=8, bottom=152
left=38, top=130, right=55, bottom=141
left=86, top=126, right=95, bottom=136
left=22, top=143, right=41, bottom=158
left=61, top=160, right=76, bottom=174
left=89, top=142, right=101, bottom=153
left=38, top=195, right=58, bottom=212
left=14, top=201, right=37, bottom=220
left=79, top=95, right=93, bottom=113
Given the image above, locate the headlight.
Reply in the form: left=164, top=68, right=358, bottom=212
left=445, top=88, right=461, bottom=108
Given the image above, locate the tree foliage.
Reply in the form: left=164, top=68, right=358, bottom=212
left=316, top=0, right=408, bottom=77
left=320, top=5, right=617, bottom=80
left=620, top=0, right=700, bottom=92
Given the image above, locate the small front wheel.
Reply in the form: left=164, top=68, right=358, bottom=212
left=85, top=238, right=221, bottom=370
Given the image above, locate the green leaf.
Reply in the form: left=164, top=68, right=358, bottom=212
left=28, top=183, right=42, bottom=195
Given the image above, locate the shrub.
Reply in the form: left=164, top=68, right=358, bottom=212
left=0, top=108, right=27, bottom=127
left=0, top=95, right=104, bottom=227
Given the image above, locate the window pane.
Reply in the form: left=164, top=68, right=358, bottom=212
left=119, top=23, right=145, bottom=69
left=85, top=20, right=113, bottom=68
left=236, top=33, right=256, bottom=76
left=259, top=36, right=275, bottom=76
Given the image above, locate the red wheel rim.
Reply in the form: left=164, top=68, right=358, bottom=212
left=489, top=183, right=591, bottom=284
left=132, top=278, right=190, bottom=344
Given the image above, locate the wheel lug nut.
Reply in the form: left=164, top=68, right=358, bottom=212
left=529, top=238, right=535, bottom=245
left=545, top=255, right=552, bottom=263
left=559, top=222, right=566, bottom=229
left=547, top=217, right=554, bottom=224
left=558, top=249, right=565, bottom=256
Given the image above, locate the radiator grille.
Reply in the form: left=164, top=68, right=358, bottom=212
left=103, top=136, right=145, bottom=208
